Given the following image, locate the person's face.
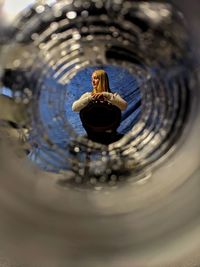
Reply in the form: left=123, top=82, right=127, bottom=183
left=92, top=73, right=100, bottom=89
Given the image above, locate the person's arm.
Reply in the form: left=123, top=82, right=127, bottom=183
left=102, top=92, right=128, bottom=111
left=72, top=92, right=93, bottom=112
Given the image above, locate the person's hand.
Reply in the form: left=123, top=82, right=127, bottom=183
left=91, top=93, right=105, bottom=101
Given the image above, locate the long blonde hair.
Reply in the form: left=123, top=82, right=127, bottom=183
left=92, top=69, right=112, bottom=93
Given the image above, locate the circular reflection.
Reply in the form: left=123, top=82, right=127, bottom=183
left=0, top=0, right=195, bottom=185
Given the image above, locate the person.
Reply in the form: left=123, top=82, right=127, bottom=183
left=72, top=69, right=128, bottom=144
left=72, top=69, right=128, bottom=112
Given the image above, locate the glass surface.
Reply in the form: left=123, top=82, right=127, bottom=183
left=0, top=1, right=200, bottom=266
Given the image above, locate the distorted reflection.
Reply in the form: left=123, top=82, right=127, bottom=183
left=0, top=0, right=192, bottom=185
left=72, top=69, right=128, bottom=144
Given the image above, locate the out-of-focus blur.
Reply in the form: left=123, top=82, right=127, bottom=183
left=1, top=0, right=34, bottom=20
left=0, top=1, right=200, bottom=267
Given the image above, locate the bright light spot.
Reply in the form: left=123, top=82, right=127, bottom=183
left=73, top=32, right=81, bottom=40
left=66, top=11, right=77, bottom=20
left=35, top=5, right=45, bottom=14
